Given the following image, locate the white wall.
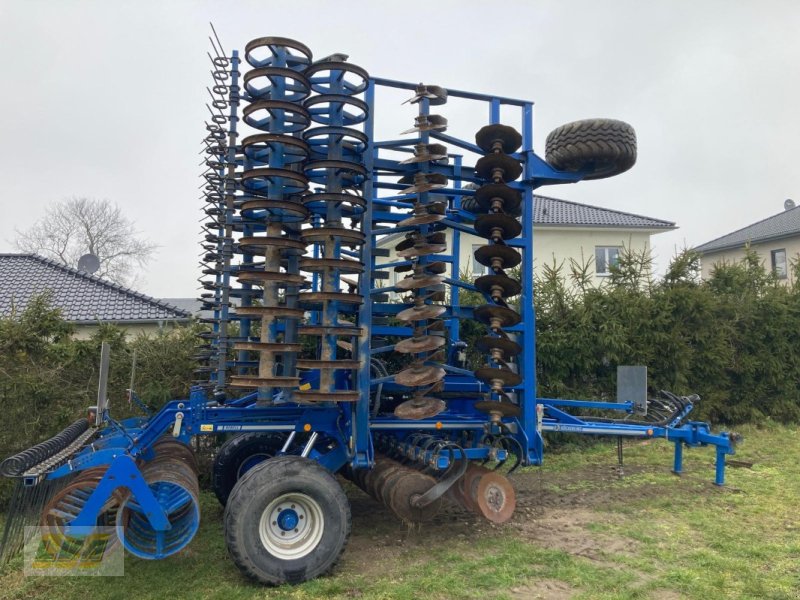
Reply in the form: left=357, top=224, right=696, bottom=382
left=700, top=236, right=800, bottom=285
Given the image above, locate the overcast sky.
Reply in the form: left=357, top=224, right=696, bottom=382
left=1, top=1, right=799, bottom=297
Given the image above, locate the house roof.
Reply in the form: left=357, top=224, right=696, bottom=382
left=694, top=205, right=800, bottom=254
left=377, top=194, right=675, bottom=246
left=0, top=254, right=192, bottom=324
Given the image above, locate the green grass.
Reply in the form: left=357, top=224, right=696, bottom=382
left=1, top=424, right=798, bottom=599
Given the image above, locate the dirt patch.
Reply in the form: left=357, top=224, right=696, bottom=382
left=509, top=580, right=576, bottom=599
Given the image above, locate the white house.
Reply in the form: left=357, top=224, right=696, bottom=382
left=377, top=194, right=675, bottom=286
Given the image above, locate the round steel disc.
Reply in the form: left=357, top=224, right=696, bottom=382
left=474, top=214, right=523, bottom=240
left=474, top=400, right=522, bottom=418
left=388, top=471, right=442, bottom=523
left=367, top=461, right=405, bottom=502
left=474, top=367, right=523, bottom=387
left=396, top=274, right=445, bottom=290
left=475, top=124, right=523, bottom=154
left=473, top=304, right=521, bottom=328
left=475, top=153, right=523, bottom=182
left=476, top=336, right=522, bottom=357
left=474, top=183, right=522, bottom=214
left=475, top=274, right=522, bottom=298
left=473, top=245, right=522, bottom=270
left=397, top=304, right=447, bottom=322
left=394, top=364, right=446, bottom=387
left=397, top=243, right=448, bottom=258
left=394, top=396, right=446, bottom=420
left=380, top=468, right=409, bottom=507
left=476, top=472, right=516, bottom=523
left=397, top=212, right=446, bottom=227
left=395, top=335, right=446, bottom=354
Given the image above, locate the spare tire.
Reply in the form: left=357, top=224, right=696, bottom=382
left=545, top=118, right=636, bottom=180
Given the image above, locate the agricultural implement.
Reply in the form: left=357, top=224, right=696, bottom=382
left=0, top=32, right=739, bottom=585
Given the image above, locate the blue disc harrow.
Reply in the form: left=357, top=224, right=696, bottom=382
left=0, top=32, right=739, bottom=586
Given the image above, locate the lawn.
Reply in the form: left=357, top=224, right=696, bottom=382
left=0, top=423, right=797, bottom=599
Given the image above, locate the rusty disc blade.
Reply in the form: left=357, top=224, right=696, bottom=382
left=365, top=459, right=403, bottom=501
left=397, top=304, right=447, bottom=322
left=299, top=325, right=362, bottom=336
left=475, top=124, right=523, bottom=154
left=233, top=306, right=306, bottom=320
left=474, top=367, right=522, bottom=387
left=380, top=468, right=410, bottom=507
left=474, top=214, right=522, bottom=241
left=395, top=335, right=446, bottom=354
left=336, top=340, right=353, bottom=353
left=394, top=396, right=446, bottom=420
left=475, top=472, right=516, bottom=523
left=475, top=153, right=523, bottom=182
left=462, top=464, right=489, bottom=512
left=239, top=198, right=309, bottom=223
left=475, top=274, right=522, bottom=298
left=473, top=245, right=522, bottom=270
left=299, top=257, right=365, bottom=273
left=301, top=227, right=366, bottom=246
left=237, top=271, right=307, bottom=286
left=238, top=236, right=307, bottom=253
left=388, top=471, right=442, bottom=523
left=399, top=143, right=448, bottom=164
left=404, top=85, right=447, bottom=106
left=397, top=212, right=446, bottom=227
left=234, top=341, right=303, bottom=353
left=400, top=114, right=448, bottom=134
left=296, top=360, right=360, bottom=370
left=476, top=336, right=522, bottom=357
left=473, top=304, right=521, bottom=328
left=299, top=292, right=364, bottom=306
left=474, top=400, right=522, bottom=418
left=394, top=364, right=446, bottom=387
left=398, top=172, right=449, bottom=194
left=293, top=390, right=360, bottom=403
left=397, top=243, right=447, bottom=259
left=230, top=376, right=301, bottom=388
left=396, top=274, right=445, bottom=290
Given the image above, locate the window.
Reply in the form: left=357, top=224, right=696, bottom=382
left=472, top=244, right=488, bottom=277
left=771, top=249, right=788, bottom=279
left=595, top=246, right=621, bottom=276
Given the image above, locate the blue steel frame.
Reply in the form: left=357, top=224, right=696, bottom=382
left=35, top=74, right=740, bottom=541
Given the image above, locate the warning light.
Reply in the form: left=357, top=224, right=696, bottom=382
left=647, top=429, right=654, bottom=436
left=435, top=422, right=443, bottom=430
left=303, top=423, right=312, bottom=432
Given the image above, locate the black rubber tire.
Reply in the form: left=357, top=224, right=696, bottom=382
left=224, top=456, right=351, bottom=586
left=545, top=118, right=636, bottom=180
left=211, top=432, right=285, bottom=506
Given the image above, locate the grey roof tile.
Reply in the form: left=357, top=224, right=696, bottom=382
left=694, top=205, right=800, bottom=253
left=533, top=195, right=675, bottom=228
left=0, top=254, right=192, bottom=323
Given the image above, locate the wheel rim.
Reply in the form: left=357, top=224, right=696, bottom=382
left=259, top=492, right=324, bottom=560
left=237, top=453, right=271, bottom=479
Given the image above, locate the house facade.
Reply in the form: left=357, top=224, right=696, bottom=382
left=0, top=254, right=191, bottom=338
left=695, top=200, right=800, bottom=285
left=377, top=195, right=675, bottom=287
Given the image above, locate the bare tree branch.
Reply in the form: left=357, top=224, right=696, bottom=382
left=14, top=196, right=157, bottom=286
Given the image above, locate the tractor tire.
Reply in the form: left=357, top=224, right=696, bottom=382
left=224, top=456, right=351, bottom=586
left=211, top=432, right=285, bottom=506
left=545, top=118, right=636, bottom=180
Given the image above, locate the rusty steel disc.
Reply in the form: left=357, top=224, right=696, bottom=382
left=400, top=114, right=448, bottom=134
left=301, top=227, right=366, bottom=246
left=423, top=261, right=447, bottom=274
left=299, top=325, right=362, bottom=336
left=371, top=463, right=406, bottom=503
left=230, top=376, right=301, bottom=388
left=474, top=304, right=521, bottom=328
left=397, top=243, right=447, bottom=259
left=299, top=257, right=365, bottom=273
left=474, top=367, right=522, bottom=387
left=238, top=236, right=307, bottom=253
left=398, top=172, right=449, bottom=194
left=397, top=304, right=447, bottom=322
left=448, top=473, right=478, bottom=512
left=151, top=439, right=198, bottom=473
left=475, top=153, right=523, bottom=182
left=474, top=400, right=522, bottom=418
left=475, top=124, right=523, bottom=155
left=293, top=390, right=360, bottom=403
left=296, top=360, right=360, bottom=370
left=473, top=245, right=522, bottom=270
left=239, top=198, right=309, bottom=222
left=380, top=468, right=410, bottom=507
left=475, top=472, right=516, bottom=523
left=474, top=214, right=523, bottom=241
left=476, top=336, right=522, bottom=357
left=299, top=292, right=364, bottom=306
left=395, top=335, right=446, bottom=354
left=237, top=271, right=307, bottom=286
left=396, top=274, right=444, bottom=291
left=233, top=306, right=306, bottom=320
left=400, top=143, right=448, bottom=164
left=336, top=340, right=353, bottom=353
left=395, top=364, right=446, bottom=387
left=364, top=459, right=402, bottom=501
left=394, top=396, right=446, bottom=420
left=475, top=274, right=522, bottom=299
left=461, top=464, right=490, bottom=513
left=404, top=85, right=448, bottom=106
left=233, top=341, right=303, bottom=353
left=388, top=471, right=442, bottom=523
left=397, top=211, right=446, bottom=227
